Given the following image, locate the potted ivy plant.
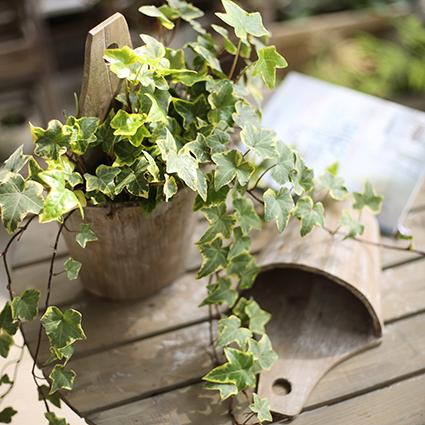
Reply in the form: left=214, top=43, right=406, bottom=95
left=0, top=1, right=396, bottom=424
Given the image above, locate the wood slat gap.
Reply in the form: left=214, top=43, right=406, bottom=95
left=382, top=254, right=425, bottom=271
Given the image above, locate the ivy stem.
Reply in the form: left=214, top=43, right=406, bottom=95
left=251, top=163, right=278, bottom=191
left=228, top=40, right=242, bottom=81
left=208, top=305, right=220, bottom=366
left=242, top=412, right=256, bottom=425
left=247, top=190, right=264, bottom=206
left=0, top=345, right=25, bottom=403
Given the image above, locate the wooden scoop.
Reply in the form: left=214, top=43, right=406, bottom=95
left=252, top=201, right=383, bottom=418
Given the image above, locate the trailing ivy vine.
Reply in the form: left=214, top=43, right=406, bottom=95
left=0, top=1, right=423, bottom=424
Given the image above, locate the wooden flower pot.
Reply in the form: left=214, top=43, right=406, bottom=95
left=62, top=190, right=196, bottom=300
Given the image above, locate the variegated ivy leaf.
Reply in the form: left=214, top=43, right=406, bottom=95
left=189, top=41, right=222, bottom=73
left=250, top=393, right=273, bottom=423
left=85, top=165, right=121, bottom=199
left=320, top=168, right=349, bottom=201
left=207, top=80, right=236, bottom=125
left=64, top=258, right=82, bottom=281
left=233, top=198, right=262, bottom=235
left=353, top=181, right=383, bottom=213
left=66, top=116, right=99, bottom=155
left=228, top=227, right=250, bottom=259
left=227, top=252, right=260, bottom=290
left=249, top=335, right=278, bottom=372
left=0, top=173, right=44, bottom=233
left=11, top=289, right=40, bottom=322
left=202, top=347, right=256, bottom=392
left=0, top=146, right=30, bottom=180
left=164, top=174, right=178, bottom=201
left=31, top=120, right=70, bottom=161
left=201, top=277, right=238, bottom=308
left=271, top=143, right=295, bottom=185
left=263, top=187, right=294, bottom=232
left=216, top=0, right=269, bottom=42
left=233, top=101, right=261, bottom=129
left=183, top=134, right=210, bottom=163
left=0, top=304, right=18, bottom=336
left=167, top=0, right=204, bottom=22
left=193, top=175, right=230, bottom=211
left=76, top=223, right=97, bottom=248
left=41, top=306, right=86, bottom=349
left=110, top=110, right=146, bottom=137
left=45, top=412, right=69, bottom=425
left=197, top=238, right=229, bottom=278
left=49, top=365, right=76, bottom=394
left=174, top=95, right=209, bottom=130
left=212, top=151, right=254, bottom=191
left=139, top=5, right=175, bottom=29
left=245, top=300, right=271, bottom=335
left=0, top=332, right=13, bottom=358
left=144, top=90, right=172, bottom=123
left=204, top=382, right=238, bottom=400
left=253, top=46, right=288, bottom=89
left=104, top=46, right=146, bottom=82
left=340, top=210, right=365, bottom=239
left=199, top=203, right=236, bottom=244
left=291, top=153, right=314, bottom=195
left=38, top=385, right=62, bottom=408
left=294, top=196, right=325, bottom=237
left=240, top=125, right=277, bottom=159
left=212, top=24, right=238, bottom=55
left=216, top=316, right=252, bottom=348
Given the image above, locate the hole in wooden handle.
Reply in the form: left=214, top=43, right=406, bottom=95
left=272, top=378, right=292, bottom=396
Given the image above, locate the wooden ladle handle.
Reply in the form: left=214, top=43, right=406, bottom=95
left=79, top=13, right=132, bottom=120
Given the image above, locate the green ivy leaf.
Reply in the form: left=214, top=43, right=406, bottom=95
left=0, top=173, right=44, bottom=233
left=49, top=365, right=76, bottom=394
left=245, top=300, right=271, bottom=335
left=144, top=90, right=171, bottom=123
left=320, top=172, right=348, bottom=201
left=233, top=198, right=261, bottom=235
left=0, top=332, right=13, bottom=358
left=45, top=412, right=69, bottom=425
left=216, top=0, right=269, bottom=42
left=104, top=46, right=143, bottom=81
left=199, top=203, right=236, bottom=243
left=139, top=5, right=175, bottom=29
left=38, top=385, right=61, bottom=408
left=202, top=347, right=256, bottom=391
left=0, top=304, right=18, bottom=336
left=253, top=46, right=287, bottom=89
left=0, top=407, right=17, bottom=424
left=249, top=335, right=278, bottom=371
left=190, top=42, right=222, bottom=73
left=0, top=374, right=12, bottom=385
left=41, top=306, right=86, bottom=349
left=85, top=165, right=121, bottom=199
left=174, top=95, right=208, bottom=129
left=76, top=223, right=97, bottom=248
left=0, top=146, right=30, bottom=180
left=11, top=289, right=40, bottom=321
left=263, top=187, right=294, bottom=232
left=110, top=110, right=146, bottom=137
left=240, top=125, right=276, bottom=158
left=204, top=382, right=238, bottom=400
left=340, top=210, right=364, bottom=239
left=31, top=120, right=70, bottom=161
left=212, top=24, right=238, bottom=55
left=228, top=227, right=250, bottom=259
left=197, top=238, right=229, bottom=278
left=227, top=253, right=260, bottom=290
left=64, top=258, right=82, bottom=281
left=353, top=181, right=383, bottom=213
left=250, top=393, right=273, bottom=423
left=201, top=277, right=238, bottom=308
left=216, top=316, right=252, bottom=348
left=294, top=197, right=325, bottom=236
left=212, top=151, right=254, bottom=190
left=207, top=80, right=235, bottom=125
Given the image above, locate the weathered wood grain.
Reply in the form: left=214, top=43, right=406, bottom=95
left=87, top=312, right=425, bottom=424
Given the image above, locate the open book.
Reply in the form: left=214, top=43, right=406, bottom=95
left=263, top=72, right=425, bottom=234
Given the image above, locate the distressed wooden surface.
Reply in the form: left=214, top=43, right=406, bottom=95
left=10, top=184, right=425, bottom=423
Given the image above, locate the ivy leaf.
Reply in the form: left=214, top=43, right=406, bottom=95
left=0, top=146, right=30, bottom=180
left=64, top=258, right=82, bottom=281
left=0, top=304, right=18, bottom=336
left=11, top=289, right=40, bottom=321
left=41, top=306, right=86, bottom=349
left=227, top=253, right=260, bottom=290
left=103, top=46, right=142, bottom=81
left=110, top=110, right=145, bottom=137
left=212, top=151, right=254, bottom=191
left=233, top=198, right=261, bottom=235
left=294, top=197, right=325, bottom=236
left=199, top=203, right=236, bottom=243
left=240, top=125, right=276, bottom=158
left=139, top=5, right=175, bottom=29
left=250, top=393, right=273, bottom=423
left=228, top=227, right=251, bottom=259
left=45, top=412, right=69, bottom=425
left=340, top=210, right=364, bottom=239
left=0, top=374, right=12, bottom=385
left=204, top=382, right=238, bottom=400
left=207, top=80, right=236, bottom=125
left=85, top=165, right=121, bottom=199
left=263, top=188, right=294, bottom=232
left=0, top=407, right=17, bottom=424
left=320, top=172, right=348, bottom=201
left=197, top=238, right=229, bottom=278
left=49, top=365, right=76, bottom=394
left=212, top=24, right=238, bottom=55
left=0, top=332, right=13, bottom=358
left=144, top=90, right=171, bottom=123
left=202, top=347, right=256, bottom=391
left=271, top=143, right=295, bottom=185
left=162, top=174, right=177, bottom=202
left=38, top=385, right=61, bottom=408
left=31, top=120, right=70, bottom=160
left=201, top=277, right=238, bottom=308
left=353, top=181, right=383, bottom=213
left=0, top=173, right=44, bottom=233
left=167, top=0, right=204, bottom=22
left=253, top=46, right=287, bottom=89
left=76, top=223, right=97, bottom=248
left=233, top=101, right=261, bottom=130
left=249, top=335, right=278, bottom=371
left=216, top=316, right=252, bottom=348
left=66, top=116, right=99, bottom=155
left=291, top=154, right=314, bottom=195
left=174, top=95, right=208, bottom=129
left=245, top=300, right=271, bottom=335
left=190, top=42, right=223, bottom=73
left=216, top=0, right=269, bottom=42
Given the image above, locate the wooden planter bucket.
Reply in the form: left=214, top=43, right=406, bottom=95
left=62, top=13, right=197, bottom=300
left=251, top=201, right=383, bottom=417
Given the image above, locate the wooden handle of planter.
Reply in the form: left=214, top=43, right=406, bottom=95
left=79, top=13, right=132, bottom=120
